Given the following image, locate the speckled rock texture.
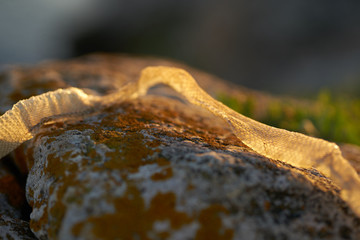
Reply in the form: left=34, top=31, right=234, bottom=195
left=1, top=54, right=360, bottom=239
left=0, top=159, right=36, bottom=239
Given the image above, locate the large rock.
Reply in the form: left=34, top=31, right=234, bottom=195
left=23, top=95, right=360, bottom=240
left=0, top=54, right=359, bottom=239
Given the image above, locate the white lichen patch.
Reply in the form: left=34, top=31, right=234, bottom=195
left=168, top=222, right=199, bottom=240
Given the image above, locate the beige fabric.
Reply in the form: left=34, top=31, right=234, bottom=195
left=0, top=88, right=100, bottom=158
left=0, top=66, right=359, bottom=216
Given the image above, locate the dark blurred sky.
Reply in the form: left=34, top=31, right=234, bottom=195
left=1, top=0, right=360, bottom=95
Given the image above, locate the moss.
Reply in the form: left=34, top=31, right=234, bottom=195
left=217, top=90, right=360, bottom=146
left=217, top=93, right=255, bottom=118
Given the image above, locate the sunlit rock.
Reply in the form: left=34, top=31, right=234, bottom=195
left=24, top=95, right=360, bottom=239
left=0, top=54, right=359, bottom=239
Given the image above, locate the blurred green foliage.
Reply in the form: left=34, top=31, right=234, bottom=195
left=217, top=90, right=360, bottom=145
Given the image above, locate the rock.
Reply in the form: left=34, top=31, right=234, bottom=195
left=0, top=215, right=37, bottom=240
left=1, top=54, right=360, bottom=239
left=0, top=160, right=36, bottom=239
left=23, top=96, right=360, bottom=239
left=0, top=214, right=37, bottom=240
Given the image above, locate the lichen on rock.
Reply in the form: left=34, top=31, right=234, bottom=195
left=22, top=95, right=360, bottom=239
left=0, top=54, right=360, bottom=239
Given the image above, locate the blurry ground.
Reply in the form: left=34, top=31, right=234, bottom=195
left=0, top=0, right=360, bottom=95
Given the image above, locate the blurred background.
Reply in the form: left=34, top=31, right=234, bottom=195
left=1, top=0, right=360, bottom=96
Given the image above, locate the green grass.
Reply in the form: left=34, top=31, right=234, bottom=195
left=217, top=90, right=360, bottom=146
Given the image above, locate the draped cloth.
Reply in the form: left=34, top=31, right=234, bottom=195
left=1, top=66, right=359, bottom=216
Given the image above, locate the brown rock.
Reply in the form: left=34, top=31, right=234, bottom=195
left=24, top=95, right=360, bottom=239
left=1, top=54, right=359, bottom=239
left=0, top=160, right=36, bottom=239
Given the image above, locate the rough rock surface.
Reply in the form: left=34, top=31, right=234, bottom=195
left=0, top=160, right=36, bottom=239
left=0, top=54, right=360, bottom=239
left=24, top=96, right=360, bottom=240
